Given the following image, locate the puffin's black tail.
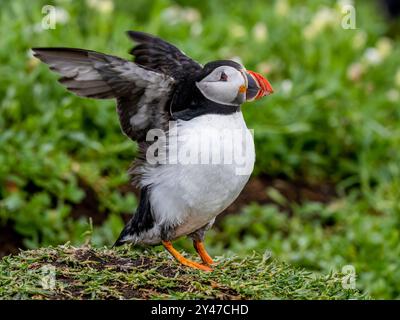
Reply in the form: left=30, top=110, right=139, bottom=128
left=113, top=224, right=130, bottom=247
left=113, top=186, right=154, bottom=247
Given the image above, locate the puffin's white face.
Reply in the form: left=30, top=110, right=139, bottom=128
left=195, top=66, right=247, bottom=106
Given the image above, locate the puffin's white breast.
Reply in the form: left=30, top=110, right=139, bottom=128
left=140, top=112, right=255, bottom=238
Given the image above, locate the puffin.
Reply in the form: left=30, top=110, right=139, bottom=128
left=32, top=31, right=273, bottom=271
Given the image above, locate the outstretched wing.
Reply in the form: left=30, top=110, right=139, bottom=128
left=32, top=48, right=174, bottom=141
left=127, top=31, right=202, bottom=79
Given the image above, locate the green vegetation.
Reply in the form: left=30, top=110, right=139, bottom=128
left=0, top=245, right=366, bottom=299
left=0, top=0, right=399, bottom=299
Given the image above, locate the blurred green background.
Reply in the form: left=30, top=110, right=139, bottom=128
left=1, top=0, right=400, bottom=299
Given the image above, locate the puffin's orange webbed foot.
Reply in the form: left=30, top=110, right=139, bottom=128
left=162, top=241, right=212, bottom=272
left=193, top=240, right=214, bottom=266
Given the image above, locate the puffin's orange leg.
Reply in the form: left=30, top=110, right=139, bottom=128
left=193, top=240, right=214, bottom=265
left=162, top=241, right=212, bottom=272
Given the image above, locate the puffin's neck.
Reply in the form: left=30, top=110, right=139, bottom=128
left=171, top=100, right=240, bottom=121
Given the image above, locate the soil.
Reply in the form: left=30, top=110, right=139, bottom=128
left=0, top=222, right=24, bottom=257
left=41, top=247, right=243, bottom=299
left=0, top=175, right=336, bottom=259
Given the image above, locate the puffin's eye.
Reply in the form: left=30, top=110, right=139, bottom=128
left=220, top=71, right=228, bottom=81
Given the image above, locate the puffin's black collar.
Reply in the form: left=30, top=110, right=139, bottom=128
left=171, top=103, right=240, bottom=121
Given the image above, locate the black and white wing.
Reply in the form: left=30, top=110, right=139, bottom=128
left=127, top=31, right=202, bottom=80
left=32, top=47, right=174, bottom=141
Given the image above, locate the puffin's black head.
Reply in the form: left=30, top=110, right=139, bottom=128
left=171, top=60, right=273, bottom=120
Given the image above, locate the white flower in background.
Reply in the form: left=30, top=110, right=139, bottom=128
left=162, top=6, right=180, bottom=25
left=386, top=89, right=399, bottom=102
left=231, top=24, right=246, bottom=39
left=347, top=62, right=364, bottom=81
left=184, top=8, right=201, bottom=23
left=252, top=22, right=268, bottom=43
left=363, top=48, right=382, bottom=65
left=303, top=7, right=339, bottom=40
left=314, top=7, right=338, bottom=26
left=376, top=37, right=393, bottom=59
left=395, top=69, right=400, bottom=88
left=359, top=38, right=393, bottom=68
left=353, top=31, right=367, bottom=50
left=230, top=56, right=243, bottom=66
left=281, top=79, right=293, bottom=95
left=86, top=0, right=114, bottom=14
left=275, top=0, right=290, bottom=17
left=162, top=6, right=201, bottom=25
left=54, top=7, right=70, bottom=24
left=190, top=22, right=203, bottom=37
left=337, top=0, right=354, bottom=8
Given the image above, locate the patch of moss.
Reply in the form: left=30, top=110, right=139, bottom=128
left=0, top=245, right=368, bottom=300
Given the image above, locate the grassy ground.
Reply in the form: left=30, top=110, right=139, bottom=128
left=0, top=245, right=366, bottom=300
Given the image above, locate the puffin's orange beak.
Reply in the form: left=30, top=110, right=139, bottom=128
left=245, top=70, right=274, bottom=101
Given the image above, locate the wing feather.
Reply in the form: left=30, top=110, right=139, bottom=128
left=32, top=47, right=175, bottom=141
left=127, top=31, right=202, bottom=79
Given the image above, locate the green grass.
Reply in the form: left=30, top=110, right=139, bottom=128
left=0, top=0, right=400, bottom=299
left=0, top=245, right=366, bottom=300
